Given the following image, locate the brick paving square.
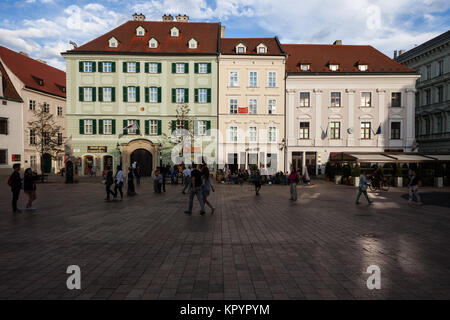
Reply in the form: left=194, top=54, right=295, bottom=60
left=0, top=176, right=449, bottom=299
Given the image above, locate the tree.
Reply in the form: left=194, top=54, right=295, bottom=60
left=28, top=103, right=65, bottom=182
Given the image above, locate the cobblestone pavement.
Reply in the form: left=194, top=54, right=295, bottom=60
left=0, top=176, right=449, bottom=300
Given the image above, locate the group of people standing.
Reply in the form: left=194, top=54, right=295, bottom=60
left=183, top=163, right=215, bottom=215
left=7, top=164, right=37, bottom=213
left=104, top=165, right=139, bottom=200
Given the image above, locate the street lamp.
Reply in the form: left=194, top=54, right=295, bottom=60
left=279, top=138, right=287, bottom=172
left=159, top=143, right=162, bottom=167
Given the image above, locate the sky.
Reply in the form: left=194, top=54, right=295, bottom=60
left=0, top=0, right=449, bottom=71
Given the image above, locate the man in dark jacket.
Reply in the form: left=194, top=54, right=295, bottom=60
left=105, top=168, right=116, bottom=201
left=9, top=163, right=22, bottom=213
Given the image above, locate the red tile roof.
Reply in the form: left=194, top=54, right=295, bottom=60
left=283, top=44, right=414, bottom=73
left=0, top=60, right=22, bottom=102
left=66, top=20, right=220, bottom=54
left=0, top=46, right=66, bottom=98
left=221, top=37, right=285, bottom=55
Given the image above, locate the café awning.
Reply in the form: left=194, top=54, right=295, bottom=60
left=330, top=152, right=450, bottom=163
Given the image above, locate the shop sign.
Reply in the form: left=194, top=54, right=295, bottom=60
left=87, top=146, right=107, bottom=153
left=12, top=154, right=21, bottom=162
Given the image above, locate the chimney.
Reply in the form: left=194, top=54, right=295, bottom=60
left=162, top=14, right=173, bottom=21
left=132, top=13, right=145, bottom=21
left=19, top=51, right=29, bottom=57
left=176, top=14, right=189, bottom=22
left=399, top=49, right=406, bottom=56
left=333, top=40, right=342, bottom=45
left=221, top=26, right=225, bottom=38
left=394, top=50, right=398, bottom=59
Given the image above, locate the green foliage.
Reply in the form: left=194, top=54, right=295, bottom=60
left=395, top=164, right=403, bottom=177
left=352, top=164, right=361, bottom=177
left=336, top=163, right=343, bottom=175
left=343, top=165, right=351, bottom=178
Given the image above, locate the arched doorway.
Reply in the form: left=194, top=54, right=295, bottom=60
left=103, top=155, right=113, bottom=171
left=130, top=149, right=153, bottom=176
left=43, top=153, right=52, bottom=173
left=84, top=155, right=94, bottom=175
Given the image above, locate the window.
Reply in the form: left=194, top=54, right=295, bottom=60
left=171, top=27, right=179, bottom=37
left=237, top=46, right=245, bottom=54
left=103, top=119, right=112, bottom=135
left=149, top=120, right=158, bottom=135
left=329, top=64, right=339, bottom=71
left=57, top=106, right=63, bottom=116
left=198, top=63, right=208, bottom=74
left=198, top=89, right=207, bottom=103
left=360, top=92, right=371, bottom=107
left=197, top=120, right=207, bottom=136
left=229, top=99, right=238, bottom=114
left=176, top=88, right=185, bottom=103
left=128, top=87, right=136, bottom=102
left=127, top=62, right=136, bottom=73
left=149, top=87, right=158, bottom=103
left=436, top=115, right=442, bottom=133
left=438, top=86, right=444, bottom=103
left=268, top=99, right=276, bottom=114
left=299, top=122, right=310, bottom=139
left=248, top=99, right=257, bottom=114
left=30, top=155, right=37, bottom=169
left=258, top=46, right=266, bottom=54
left=358, top=64, right=368, bottom=71
left=84, top=119, right=93, bottom=135
left=103, top=62, right=112, bottom=73
left=425, top=89, right=431, bottom=104
left=0, top=150, right=6, bottom=165
left=57, top=133, right=63, bottom=145
left=0, top=118, right=8, bottom=135
left=438, top=60, right=444, bottom=76
left=229, top=71, right=238, bottom=87
left=127, top=120, right=138, bottom=135
left=331, top=92, right=341, bottom=107
left=391, top=92, right=401, bottom=107
left=83, top=62, right=93, bottom=72
left=230, top=127, right=238, bottom=142
left=268, top=127, right=277, bottom=142
left=29, top=100, right=36, bottom=111
left=29, top=128, right=36, bottom=144
left=425, top=117, right=431, bottom=134
left=176, top=63, right=185, bottom=74
left=268, top=72, right=276, bottom=87
left=136, top=26, right=145, bottom=36
left=189, top=39, right=197, bottom=49
left=148, top=63, right=158, bottom=74
left=84, top=88, right=93, bottom=102
left=361, top=122, right=371, bottom=139
left=103, top=88, right=112, bottom=102
left=427, top=65, right=431, bottom=79
left=300, top=92, right=310, bottom=107
left=175, top=120, right=185, bottom=135
left=43, top=103, right=49, bottom=113
left=330, top=122, right=340, bottom=139
left=391, top=122, right=401, bottom=139
left=249, top=71, right=258, bottom=87
left=149, top=38, right=158, bottom=49
left=249, top=127, right=257, bottom=142
left=108, top=37, right=118, bottom=48
left=300, top=64, right=310, bottom=71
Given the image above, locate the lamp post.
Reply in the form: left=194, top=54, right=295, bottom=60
left=279, top=138, right=286, bottom=172
left=159, top=143, right=163, bottom=167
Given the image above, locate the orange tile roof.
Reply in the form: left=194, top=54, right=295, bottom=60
left=221, top=37, right=285, bottom=55
left=0, top=46, right=66, bottom=98
left=0, top=60, right=22, bottom=102
left=283, top=44, right=415, bottom=73
left=66, top=20, right=220, bottom=55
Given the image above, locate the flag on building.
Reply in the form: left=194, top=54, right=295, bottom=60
left=119, top=122, right=140, bottom=138
left=373, top=124, right=382, bottom=136
left=321, top=125, right=328, bottom=139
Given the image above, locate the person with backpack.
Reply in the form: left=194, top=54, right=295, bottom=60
left=23, top=168, right=37, bottom=210
left=356, top=172, right=373, bottom=205
left=288, top=167, right=300, bottom=201
left=9, top=163, right=22, bottom=213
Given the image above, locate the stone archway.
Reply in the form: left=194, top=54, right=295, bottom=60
left=120, top=139, right=158, bottom=176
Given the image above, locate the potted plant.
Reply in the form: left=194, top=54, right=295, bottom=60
left=417, top=165, right=424, bottom=187
left=434, top=164, right=444, bottom=188
left=352, top=164, right=361, bottom=187
left=325, top=162, right=331, bottom=181
left=334, top=163, right=343, bottom=184
left=395, top=164, right=403, bottom=187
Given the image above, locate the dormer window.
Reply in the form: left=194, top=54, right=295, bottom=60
left=236, top=43, right=246, bottom=54
left=32, top=75, right=44, bottom=86
left=256, top=43, right=267, bottom=54
left=300, top=64, right=310, bottom=71
left=171, top=27, right=179, bottom=37
left=108, top=37, right=118, bottom=48
left=188, top=38, right=198, bottom=49
left=136, top=26, right=145, bottom=37
left=329, top=64, right=339, bottom=72
left=358, top=64, right=368, bottom=71
left=148, top=38, right=158, bottom=49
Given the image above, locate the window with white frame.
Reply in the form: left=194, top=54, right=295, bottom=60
left=229, top=99, right=238, bottom=114
left=43, top=103, right=49, bottom=113
left=128, top=87, right=136, bottom=102
left=361, top=122, right=371, bottom=139
left=149, top=38, right=158, bottom=49
left=329, top=64, right=339, bottom=71
left=391, top=92, right=401, bottom=107
left=57, top=106, right=63, bottom=116
left=103, top=62, right=112, bottom=73
left=127, top=119, right=138, bottom=135
left=84, top=88, right=93, bottom=101
left=268, top=127, right=277, bottom=142
left=258, top=46, right=266, bottom=54
left=268, top=72, right=276, bottom=87
left=171, top=27, right=179, bottom=37
left=248, top=99, right=257, bottom=114
left=29, top=128, right=36, bottom=144
left=249, top=71, right=257, bottom=87
left=300, top=64, right=310, bottom=71
left=189, top=39, right=198, bottom=49
left=103, top=119, right=112, bottom=134
left=149, top=87, right=158, bottom=103
left=268, top=99, right=276, bottom=114
left=84, top=119, right=93, bottom=134
left=176, top=88, right=185, bottom=103
left=391, top=121, right=401, bottom=139
left=198, top=89, right=207, bottom=103
left=197, top=120, right=207, bottom=136
left=30, top=155, right=37, bottom=169
left=29, top=100, right=36, bottom=111
left=299, top=122, right=310, bottom=139
left=360, top=92, right=371, bottom=107
left=236, top=46, right=246, bottom=54
left=103, top=88, right=112, bottom=102
left=230, top=127, right=238, bottom=142
left=330, top=122, right=340, bottom=139
left=176, top=63, right=185, bottom=74
left=358, top=64, right=368, bottom=72
left=229, top=71, right=238, bottom=87
left=249, top=127, right=257, bottom=142
left=331, top=92, right=341, bottom=107
left=127, top=62, right=136, bottom=73
left=83, top=62, right=93, bottom=72
left=198, top=63, right=207, bottom=74
left=149, top=63, right=158, bottom=73
left=149, top=120, right=158, bottom=135
left=300, top=92, right=310, bottom=107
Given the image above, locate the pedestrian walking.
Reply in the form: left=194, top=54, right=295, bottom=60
left=113, top=165, right=124, bottom=200
left=8, top=163, right=22, bottom=213
left=153, top=169, right=160, bottom=193
left=23, top=168, right=37, bottom=210
left=157, top=169, right=164, bottom=193
left=201, top=165, right=215, bottom=213
left=253, top=169, right=262, bottom=195
left=356, top=172, right=373, bottom=205
left=288, top=167, right=299, bottom=201
left=408, top=170, right=422, bottom=206
left=104, top=167, right=116, bottom=201
left=135, top=166, right=141, bottom=186
left=127, top=167, right=137, bottom=196
left=182, top=165, right=191, bottom=194
left=184, top=164, right=206, bottom=215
